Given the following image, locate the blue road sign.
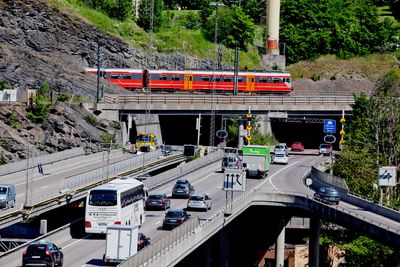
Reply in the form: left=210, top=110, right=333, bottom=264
left=323, top=120, right=336, bottom=133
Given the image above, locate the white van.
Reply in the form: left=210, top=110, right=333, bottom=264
left=0, top=184, right=16, bottom=209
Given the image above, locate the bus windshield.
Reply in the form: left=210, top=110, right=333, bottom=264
left=88, top=190, right=117, bottom=206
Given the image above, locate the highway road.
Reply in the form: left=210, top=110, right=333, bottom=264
left=0, top=153, right=317, bottom=267
left=1, top=152, right=399, bottom=266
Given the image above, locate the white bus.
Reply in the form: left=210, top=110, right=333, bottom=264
left=85, top=178, right=146, bottom=234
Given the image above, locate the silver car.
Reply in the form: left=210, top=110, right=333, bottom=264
left=187, top=194, right=212, bottom=211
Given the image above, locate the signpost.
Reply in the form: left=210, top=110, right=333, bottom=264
left=222, top=168, right=245, bottom=216
left=378, top=166, right=397, bottom=186
left=323, top=119, right=336, bottom=133
left=223, top=169, right=245, bottom=191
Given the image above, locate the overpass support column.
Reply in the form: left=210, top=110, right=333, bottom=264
left=275, top=218, right=285, bottom=267
left=218, top=227, right=229, bottom=267
left=135, top=114, right=163, bottom=145
left=257, top=115, right=272, bottom=136
left=309, top=217, right=320, bottom=267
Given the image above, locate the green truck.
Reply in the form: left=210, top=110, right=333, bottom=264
left=242, top=145, right=271, bottom=178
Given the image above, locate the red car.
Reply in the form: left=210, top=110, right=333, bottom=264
left=291, top=142, right=304, bottom=152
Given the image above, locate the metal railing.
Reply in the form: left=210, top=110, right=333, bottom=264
left=103, top=94, right=354, bottom=107
left=0, top=147, right=85, bottom=176
left=120, top=189, right=400, bottom=267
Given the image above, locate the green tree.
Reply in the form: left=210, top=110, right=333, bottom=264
left=203, top=6, right=255, bottom=50
left=0, top=80, right=11, bottom=91
left=81, top=0, right=132, bottom=21
left=27, top=95, right=51, bottom=123
left=280, top=0, right=400, bottom=64
left=137, top=0, right=164, bottom=32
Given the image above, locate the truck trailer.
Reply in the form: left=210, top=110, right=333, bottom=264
left=103, top=225, right=139, bottom=265
left=242, top=145, right=271, bottom=179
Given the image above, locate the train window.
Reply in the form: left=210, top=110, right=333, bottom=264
left=201, top=76, right=210, bottom=81
left=224, top=76, right=232, bottom=82
left=215, top=77, right=221, bottom=82
left=259, top=78, right=267, bottom=83
left=237, top=77, right=243, bottom=82
left=122, top=74, right=131, bottom=79
left=273, top=78, right=283, bottom=83
left=111, top=74, right=119, bottom=79
left=159, top=75, right=168, bottom=80
left=189, top=76, right=193, bottom=81
left=285, top=78, right=291, bottom=83
left=172, top=76, right=180, bottom=81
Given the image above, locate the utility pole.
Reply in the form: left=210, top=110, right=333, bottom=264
left=96, top=42, right=101, bottom=103
left=233, top=0, right=241, bottom=96
left=209, top=1, right=225, bottom=148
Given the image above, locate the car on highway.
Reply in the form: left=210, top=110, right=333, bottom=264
left=221, top=155, right=242, bottom=172
left=160, top=144, right=173, bottom=156
left=22, top=241, right=63, bottom=267
left=274, top=143, right=288, bottom=156
left=272, top=151, right=289, bottom=165
left=145, top=194, right=171, bottom=210
left=0, top=184, right=16, bottom=209
left=313, top=187, right=340, bottom=205
left=290, top=142, right=304, bottom=152
left=187, top=194, right=212, bottom=211
left=319, top=144, right=333, bottom=156
left=172, top=183, right=195, bottom=198
left=162, top=209, right=191, bottom=230
left=138, top=233, right=151, bottom=251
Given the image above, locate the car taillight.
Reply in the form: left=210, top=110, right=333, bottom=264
left=114, top=221, right=121, bottom=225
left=179, top=218, right=184, bottom=223
left=159, top=200, right=164, bottom=203
left=84, top=221, right=91, bottom=228
left=46, top=247, right=51, bottom=256
left=203, top=199, right=206, bottom=204
left=23, top=249, right=27, bottom=256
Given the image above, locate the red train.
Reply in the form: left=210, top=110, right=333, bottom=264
left=85, top=68, right=293, bottom=94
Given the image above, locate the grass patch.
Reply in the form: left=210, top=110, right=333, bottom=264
left=287, top=52, right=400, bottom=81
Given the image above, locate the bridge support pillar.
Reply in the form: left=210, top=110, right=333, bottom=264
left=258, top=115, right=272, bottom=136
left=309, top=217, right=320, bottom=267
left=275, top=218, right=286, bottom=267
left=218, top=227, right=229, bottom=267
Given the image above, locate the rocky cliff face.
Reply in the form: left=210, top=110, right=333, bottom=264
left=0, top=0, right=222, bottom=100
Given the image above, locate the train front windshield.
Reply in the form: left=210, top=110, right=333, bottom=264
left=136, top=135, right=151, bottom=142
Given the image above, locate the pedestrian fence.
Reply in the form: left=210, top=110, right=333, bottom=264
left=0, top=147, right=85, bottom=177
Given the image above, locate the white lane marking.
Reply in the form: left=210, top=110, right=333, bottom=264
left=254, top=160, right=302, bottom=192
left=155, top=221, right=161, bottom=225
left=62, top=234, right=92, bottom=249
left=41, top=186, right=48, bottom=189
left=192, top=172, right=216, bottom=185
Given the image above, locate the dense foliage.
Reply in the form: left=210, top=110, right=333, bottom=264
left=334, top=70, right=400, bottom=206
left=320, top=225, right=399, bottom=266
left=203, top=6, right=255, bottom=50
left=137, top=0, right=164, bottom=32
left=280, top=0, right=400, bottom=64
left=27, top=82, right=52, bottom=123
left=80, top=0, right=132, bottom=21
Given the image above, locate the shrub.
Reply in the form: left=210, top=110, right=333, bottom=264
left=84, top=114, right=98, bottom=126
left=57, top=93, right=70, bottom=102
left=27, top=95, right=51, bottom=123
left=100, top=131, right=114, bottom=144
left=0, top=154, right=7, bottom=165
left=0, top=80, right=11, bottom=91
left=6, top=112, right=19, bottom=128
left=311, top=73, right=321, bottom=81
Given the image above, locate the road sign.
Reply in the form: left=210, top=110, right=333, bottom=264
left=216, top=130, right=228, bottom=139
left=378, top=166, right=397, bottom=186
left=223, top=169, right=245, bottom=191
left=323, top=119, right=336, bottom=133
left=323, top=134, right=336, bottom=144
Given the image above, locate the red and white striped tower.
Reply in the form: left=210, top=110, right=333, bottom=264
left=266, top=0, right=280, bottom=56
